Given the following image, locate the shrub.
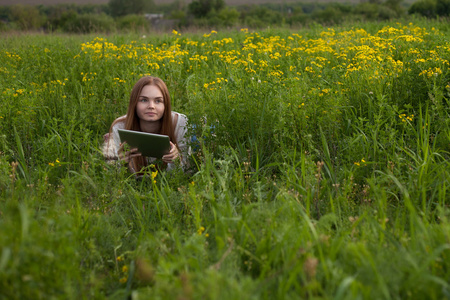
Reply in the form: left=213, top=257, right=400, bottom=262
left=354, top=2, right=382, bottom=20
left=384, top=0, right=405, bottom=16
left=240, top=6, right=282, bottom=28
left=377, top=5, right=398, bottom=20
left=109, top=0, right=155, bottom=17
left=45, top=10, right=78, bottom=32
left=312, top=6, right=344, bottom=25
left=287, top=12, right=310, bottom=27
left=10, top=5, right=45, bottom=30
left=0, top=6, right=10, bottom=21
left=116, top=14, right=149, bottom=31
left=188, top=0, right=225, bottom=18
left=0, top=20, right=9, bottom=32
left=216, top=7, right=239, bottom=27
left=63, top=13, right=115, bottom=33
left=41, top=4, right=111, bottom=32
left=169, top=10, right=188, bottom=27
left=409, top=0, right=437, bottom=17
left=410, top=0, right=450, bottom=17
left=435, top=0, right=450, bottom=15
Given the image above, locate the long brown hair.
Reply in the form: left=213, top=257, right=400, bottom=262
left=111, top=76, right=176, bottom=172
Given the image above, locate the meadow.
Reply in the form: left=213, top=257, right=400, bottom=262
left=0, top=0, right=388, bottom=6
left=0, top=0, right=418, bottom=6
left=0, top=19, right=449, bottom=299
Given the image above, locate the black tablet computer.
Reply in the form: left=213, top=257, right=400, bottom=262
left=118, top=129, right=170, bottom=159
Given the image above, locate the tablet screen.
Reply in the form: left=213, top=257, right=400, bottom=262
left=118, top=129, right=170, bottom=159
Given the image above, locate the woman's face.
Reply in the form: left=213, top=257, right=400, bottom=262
left=136, top=84, right=165, bottom=123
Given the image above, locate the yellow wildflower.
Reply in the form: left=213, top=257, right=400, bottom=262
left=151, top=171, right=158, bottom=183
left=198, top=226, right=205, bottom=235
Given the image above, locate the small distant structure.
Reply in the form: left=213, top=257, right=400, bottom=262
left=144, top=13, right=176, bottom=30
left=144, top=14, right=164, bottom=25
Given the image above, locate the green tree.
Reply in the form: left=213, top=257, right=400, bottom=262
left=436, top=0, right=450, bottom=15
left=408, top=0, right=437, bottom=17
left=108, top=0, right=154, bottom=17
left=188, top=0, right=225, bottom=18
left=384, top=0, right=404, bottom=16
left=217, top=7, right=239, bottom=26
left=407, top=0, right=450, bottom=17
left=10, top=5, right=45, bottom=30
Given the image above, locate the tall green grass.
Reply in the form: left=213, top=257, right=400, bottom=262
left=0, top=19, right=449, bottom=299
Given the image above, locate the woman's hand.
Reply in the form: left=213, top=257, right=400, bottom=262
left=118, top=142, right=141, bottom=164
left=162, top=142, right=179, bottom=164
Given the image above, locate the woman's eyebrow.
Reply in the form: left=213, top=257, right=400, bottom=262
left=139, top=96, right=163, bottom=99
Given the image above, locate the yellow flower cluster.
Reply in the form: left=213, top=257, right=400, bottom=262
left=48, top=158, right=61, bottom=167
left=203, top=30, right=217, bottom=38
left=73, top=23, right=446, bottom=92
left=203, top=78, right=228, bottom=90
left=113, top=77, right=126, bottom=84
left=2, top=23, right=447, bottom=140
left=197, top=226, right=209, bottom=237
left=354, top=158, right=366, bottom=166
left=76, top=25, right=433, bottom=81
left=4, top=51, right=21, bottom=60
left=399, top=114, right=414, bottom=122
left=116, top=255, right=129, bottom=284
left=418, top=67, right=443, bottom=78
left=151, top=170, right=158, bottom=184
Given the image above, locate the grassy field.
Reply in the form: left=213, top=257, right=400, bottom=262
left=0, top=19, right=449, bottom=299
left=0, top=0, right=417, bottom=6
left=0, top=0, right=341, bottom=5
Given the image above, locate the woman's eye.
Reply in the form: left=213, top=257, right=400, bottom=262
left=139, top=98, right=148, bottom=102
left=156, top=99, right=163, bottom=104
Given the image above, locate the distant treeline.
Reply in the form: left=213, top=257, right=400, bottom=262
left=0, top=0, right=449, bottom=32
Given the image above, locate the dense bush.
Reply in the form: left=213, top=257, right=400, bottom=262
left=39, top=3, right=110, bottom=16
left=109, top=0, right=154, bottom=17
left=353, top=2, right=398, bottom=20
left=216, top=7, right=240, bottom=27
left=286, top=8, right=309, bottom=26
left=45, top=10, right=78, bottom=32
left=116, top=14, right=149, bottom=31
left=63, top=13, right=115, bottom=33
left=436, top=0, right=450, bottom=15
left=409, top=0, right=450, bottom=17
left=0, top=6, right=10, bottom=21
left=239, top=6, right=283, bottom=28
left=188, top=0, right=225, bottom=18
left=311, top=5, right=344, bottom=25
left=409, top=0, right=438, bottom=16
left=9, top=4, right=45, bottom=30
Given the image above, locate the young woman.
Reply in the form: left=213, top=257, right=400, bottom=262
left=104, top=76, right=188, bottom=173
